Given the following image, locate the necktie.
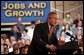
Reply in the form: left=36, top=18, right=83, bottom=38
left=48, top=26, right=56, bottom=43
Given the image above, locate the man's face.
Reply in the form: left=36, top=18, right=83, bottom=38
left=78, top=21, right=82, bottom=27
left=13, top=26, right=19, bottom=32
left=5, top=39, right=10, bottom=45
left=21, top=48, right=28, bottom=54
left=4, top=48, right=9, bottom=54
left=17, top=17, right=22, bottom=24
left=22, top=31, right=27, bottom=36
left=1, top=38, right=4, bottom=45
left=66, top=14, right=70, bottom=18
left=48, top=14, right=57, bottom=26
left=61, top=31, right=65, bottom=36
left=77, top=13, right=81, bottom=19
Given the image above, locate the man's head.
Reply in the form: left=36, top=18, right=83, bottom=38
left=4, top=47, right=9, bottom=54
left=20, top=46, right=28, bottom=54
left=17, top=17, right=22, bottom=24
left=66, top=12, right=71, bottom=18
left=11, top=25, right=19, bottom=32
left=22, top=29, right=28, bottom=36
left=35, top=19, right=42, bottom=25
left=77, top=13, right=81, bottom=19
left=1, top=37, right=4, bottom=45
left=5, top=38, right=10, bottom=46
left=47, top=12, right=58, bottom=26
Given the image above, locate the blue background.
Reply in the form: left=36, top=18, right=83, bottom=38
left=1, top=1, right=50, bottom=23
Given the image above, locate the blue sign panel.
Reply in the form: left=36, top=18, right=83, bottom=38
left=1, top=1, right=50, bottom=23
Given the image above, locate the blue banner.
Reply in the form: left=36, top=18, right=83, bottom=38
left=1, top=1, right=50, bottom=23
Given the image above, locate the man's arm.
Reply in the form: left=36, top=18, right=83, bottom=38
left=33, top=24, right=47, bottom=48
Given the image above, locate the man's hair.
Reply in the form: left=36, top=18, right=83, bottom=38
left=31, top=21, right=35, bottom=24
left=47, top=12, right=57, bottom=18
left=66, top=12, right=71, bottom=15
left=17, top=17, right=21, bottom=19
left=23, top=29, right=28, bottom=33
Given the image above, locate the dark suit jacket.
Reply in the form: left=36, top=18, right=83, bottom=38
left=9, top=31, right=21, bottom=40
left=28, top=22, right=58, bottom=54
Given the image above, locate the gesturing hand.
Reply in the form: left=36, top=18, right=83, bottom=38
left=49, top=44, right=56, bottom=52
left=46, top=44, right=56, bottom=52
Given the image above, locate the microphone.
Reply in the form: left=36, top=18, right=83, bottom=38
left=66, top=32, right=73, bottom=37
left=66, top=32, right=75, bottom=41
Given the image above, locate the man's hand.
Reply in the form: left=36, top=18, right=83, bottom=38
left=46, top=44, right=56, bottom=52
left=49, top=44, right=56, bottom=52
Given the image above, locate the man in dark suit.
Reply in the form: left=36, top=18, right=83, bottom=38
left=9, top=25, right=21, bottom=40
left=28, top=12, right=58, bottom=54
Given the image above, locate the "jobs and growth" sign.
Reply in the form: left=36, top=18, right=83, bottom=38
left=1, top=1, right=50, bottom=23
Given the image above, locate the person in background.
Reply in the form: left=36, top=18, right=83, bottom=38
left=3, top=46, right=9, bottom=54
left=58, top=30, right=66, bottom=46
left=4, top=38, right=11, bottom=48
left=10, top=25, right=21, bottom=40
left=21, top=29, right=31, bottom=41
left=9, top=36, right=17, bottom=53
left=16, top=17, right=25, bottom=33
left=73, top=13, right=83, bottom=26
left=76, top=29, right=83, bottom=54
left=17, top=38, right=22, bottom=45
left=63, top=12, right=73, bottom=25
left=13, top=48, right=20, bottom=54
left=12, top=43, right=20, bottom=54
left=21, top=38, right=26, bottom=46
left=64, top=23, right=73, bottom=42
left=20, top=45, right=28, bottom=54
left=17, top=38, right=25, bottom=48
left=56, top=18, right=63, bottom=40
left=10, top=36, right=16, bottom=44
left=26, top=21, right=36, bottom=42
left=1, top=37, right=5, bottom=54
left=73, top=20, right=83, bottom=36
left=25, top=39, right=31, bottom=46
left=56, top=23, right=78, bottom=54
left=3, top=44, right=9, bottom=54
left=35, top=19, right=43, bottom=25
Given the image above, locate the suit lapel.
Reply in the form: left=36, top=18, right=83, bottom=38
left=41, top=22, right=49, bottom=43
